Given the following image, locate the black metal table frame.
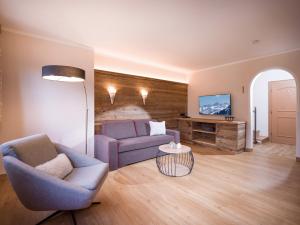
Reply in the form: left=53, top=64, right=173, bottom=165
left=156, top=150, right=194, bottom=177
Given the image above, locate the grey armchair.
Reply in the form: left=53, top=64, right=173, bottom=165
left=1, top=134, right=109, bottom=225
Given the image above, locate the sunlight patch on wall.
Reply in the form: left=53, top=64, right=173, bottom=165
left=95, top=104, right=151, bottom=121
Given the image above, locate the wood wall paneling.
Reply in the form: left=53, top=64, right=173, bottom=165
left=94, top=70, right=188, bottom=134
left=0, top=25, right=2, bottom=123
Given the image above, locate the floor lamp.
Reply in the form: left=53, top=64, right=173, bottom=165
left=42, top=65, right=88, bottom=155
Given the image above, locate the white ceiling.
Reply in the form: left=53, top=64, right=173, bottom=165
left=1, top=0, right=300, bottom=72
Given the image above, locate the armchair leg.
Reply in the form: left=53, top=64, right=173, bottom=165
left=35, top=202, right=100, bottom=225
left=36, top=210, right=62, bottom=225
left=71, top=211, right=77, bottom=225
left=92, top=201, right=101, bottom=205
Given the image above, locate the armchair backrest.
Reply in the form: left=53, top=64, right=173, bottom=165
left=1, top=134, right=58, bottom=167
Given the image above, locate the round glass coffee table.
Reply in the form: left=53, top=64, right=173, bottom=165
left=156, top=144, right=194, bottom=177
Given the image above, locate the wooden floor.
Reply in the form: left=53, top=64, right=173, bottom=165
left=0, top=142, right=299, bottom=225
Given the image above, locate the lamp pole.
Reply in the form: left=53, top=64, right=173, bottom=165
left=83, top=82, right=88, bottom=155
left=42, top=65, right=88, bottom=154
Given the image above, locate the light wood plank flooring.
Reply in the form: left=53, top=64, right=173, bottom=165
left=0, top=143, right=299, bottom=225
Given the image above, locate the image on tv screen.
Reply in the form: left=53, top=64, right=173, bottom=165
left=199, top=94, right=231, bottom=115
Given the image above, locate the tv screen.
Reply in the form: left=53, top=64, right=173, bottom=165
left=199, top=94, right=231, bottom=115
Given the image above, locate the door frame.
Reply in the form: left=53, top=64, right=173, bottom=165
left=250, top=69, right=297, bottom=148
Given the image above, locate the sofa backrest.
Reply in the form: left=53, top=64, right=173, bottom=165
left=133, top=119, right=152, bottom=137
left=101, top=120, right=137, bottom=140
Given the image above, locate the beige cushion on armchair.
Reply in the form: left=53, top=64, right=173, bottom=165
left=35, top=153, right=73, bottom=179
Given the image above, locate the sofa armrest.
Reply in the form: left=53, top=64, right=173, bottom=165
left=166, top=129, right=180, bottom=143
left=3, top=156, right=92, bottom=211
left=95, top=135, right=119, bottom=171
left=55, top=143, right=103, bottom=168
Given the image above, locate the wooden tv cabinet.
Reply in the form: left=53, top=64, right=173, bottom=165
left=177, top=118, right=246, bottom=154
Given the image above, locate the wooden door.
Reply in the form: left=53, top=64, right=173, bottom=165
left=269, top=79, right=296, bottom=145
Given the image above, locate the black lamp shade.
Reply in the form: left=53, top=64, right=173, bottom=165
left=42, top=65, right=85, bottom=82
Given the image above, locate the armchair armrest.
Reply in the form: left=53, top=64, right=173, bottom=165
left=3, top=156, right=93, bottom=211
left=166, top=129, right=180, bottom=143
left=95, top=135, right=119, bottom=171
left=55, top=143, right=103, bottom=168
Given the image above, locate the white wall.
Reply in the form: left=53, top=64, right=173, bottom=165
left=252, top=70, right=293, bottom=137
left=188, top=50, right=300, bottom=158
left=0, top=30, right=190, bottom=175
left=0, top=31, right=95, bottom=174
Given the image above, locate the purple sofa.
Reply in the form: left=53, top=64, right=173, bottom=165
left=94, top=119, right=180, bottom=171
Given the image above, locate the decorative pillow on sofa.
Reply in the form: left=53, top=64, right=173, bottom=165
left=149, top=121, right=166, bottom=136
left=35, top=153, right=73, bottom=179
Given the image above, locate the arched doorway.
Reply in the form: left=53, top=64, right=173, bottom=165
left=250, top=69, right=297, bottom=152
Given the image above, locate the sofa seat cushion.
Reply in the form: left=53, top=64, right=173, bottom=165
left=64, top=163, right=108, bottom=190
left=102, top=120, right=137, bottom=140
left=118, top=135, right=174, bottom=153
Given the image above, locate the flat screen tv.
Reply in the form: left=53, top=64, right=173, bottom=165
left=199, top=94, right=231, bottom=115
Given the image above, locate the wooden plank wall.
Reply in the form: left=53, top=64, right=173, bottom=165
left=0, top=71, right=2, bottom=124
left=95, top=70, right=187, bottom=134
left=0, top=25, right=2, bottom=123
